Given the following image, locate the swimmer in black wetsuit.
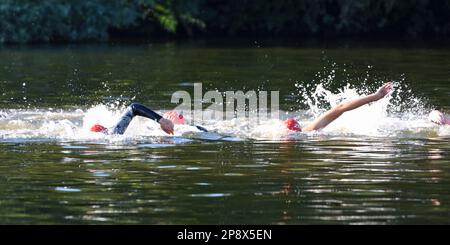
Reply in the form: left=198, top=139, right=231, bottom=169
left=90, top=103, right=207, bottom=135
left=90, top=103, right=174, bottom=135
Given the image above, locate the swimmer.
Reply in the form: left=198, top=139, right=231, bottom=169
left=429, top=110, right=450, bottom=125
left=285, top=82, right=393, bottom=132
left=90, top=103, right=208, bottom=135
left=90, top=103, right=176, bottom=135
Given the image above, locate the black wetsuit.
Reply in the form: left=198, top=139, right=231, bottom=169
left=110, top=102, right=207, bottom=135
left=111, top=103, right=162, bottom=134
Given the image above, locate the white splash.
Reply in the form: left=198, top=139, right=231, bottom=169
left=289, top=80, right=447, bottom=139
left=0, top=82, right=448, bottom=143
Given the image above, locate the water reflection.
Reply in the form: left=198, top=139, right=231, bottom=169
left=0, top=42, right=449, bottom=224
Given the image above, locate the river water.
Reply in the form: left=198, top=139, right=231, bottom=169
left=0, top=39, right=449, bottom=224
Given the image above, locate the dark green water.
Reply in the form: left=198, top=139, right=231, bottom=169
left=0, top=39, right=449, bottom=224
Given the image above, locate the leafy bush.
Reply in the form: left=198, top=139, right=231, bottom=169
left=200, top=0, right=450, bottom=37
left=1, top=0, right=449, bottom=43
left=0, top=0, right=205, bottom=43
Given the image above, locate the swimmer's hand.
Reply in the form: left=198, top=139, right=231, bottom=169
left=374, top=82, right=393, bottom=100
left=158, top=118, right=174, bottom=135
left=429, top=110, right=446, bottom=125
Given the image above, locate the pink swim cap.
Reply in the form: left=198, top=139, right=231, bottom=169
left=284, top=118, right=301, bottom=131
left=163, top=111, right=186, bottom=125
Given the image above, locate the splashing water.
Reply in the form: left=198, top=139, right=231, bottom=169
left=0, top=82, right=448, bottom=143
left=290, top=80, right=448, bottom=138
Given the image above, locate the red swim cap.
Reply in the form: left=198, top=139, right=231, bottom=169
left=163, top=111, right=186, bottom=125
left=90, top=124, right=108, bottom=133
left=284, top=118, right=301, bottom=131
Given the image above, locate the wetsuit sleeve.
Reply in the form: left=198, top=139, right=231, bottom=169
left=129, top=103, right=162, bottom=122
left=111, top=103, right=163, bottom=135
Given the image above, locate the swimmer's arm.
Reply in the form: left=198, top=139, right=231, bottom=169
left=302, top=82, right=392, bottom=132
left=302, top=94, right=379, bottom=131
left=130, top=103, right=174, bottom=135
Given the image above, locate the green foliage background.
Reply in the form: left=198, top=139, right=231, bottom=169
left=1, top=0, right=450, bottom=43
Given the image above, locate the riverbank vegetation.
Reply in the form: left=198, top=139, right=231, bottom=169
left=1, top=0, right=450, bottom=43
